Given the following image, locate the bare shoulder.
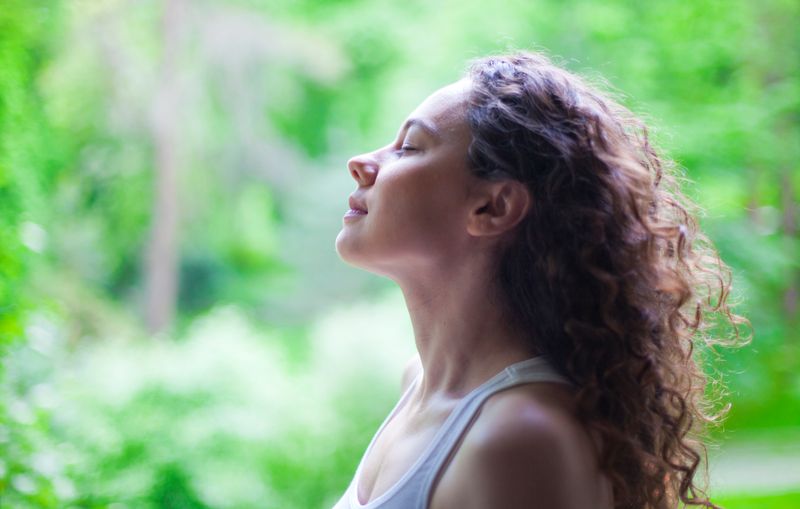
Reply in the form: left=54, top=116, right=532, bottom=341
left=432, top=384, right=612, bottom=509
left=400, top=352, right=422, bottom=391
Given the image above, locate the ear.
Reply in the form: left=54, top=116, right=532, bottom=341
left=466, top=180, right=531, bottom=237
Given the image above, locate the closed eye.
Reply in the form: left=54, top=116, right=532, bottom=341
left=395, top=145, right=417, bottom=157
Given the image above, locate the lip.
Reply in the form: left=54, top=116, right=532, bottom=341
left=348, top=195, right=368, bottom=213
left=344, top=209, right=367, bottom=221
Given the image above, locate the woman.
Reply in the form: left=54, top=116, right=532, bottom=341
left=332, top=52, right=744, bottom=509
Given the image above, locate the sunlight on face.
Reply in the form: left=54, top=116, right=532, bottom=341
left=335, top=80, right=477, bottom=279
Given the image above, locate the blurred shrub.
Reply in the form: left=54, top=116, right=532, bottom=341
left=0, top=1, right=62, bottom=506
left=4, top=290, right=413, bottom=509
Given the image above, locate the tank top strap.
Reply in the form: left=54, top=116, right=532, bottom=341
left=409, top=356, right=571, bottom=507
left=333, top=356, right=571, bottom=509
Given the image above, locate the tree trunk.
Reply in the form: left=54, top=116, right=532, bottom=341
left=144, top=0, right=185, bottom=333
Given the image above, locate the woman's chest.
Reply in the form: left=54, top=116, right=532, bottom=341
left=356, top=404, right=452, bottom=505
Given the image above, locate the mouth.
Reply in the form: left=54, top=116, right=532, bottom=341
left=344, top=208, right=367, bottom=217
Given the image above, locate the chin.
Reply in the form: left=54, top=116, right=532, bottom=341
left=335, top=230, right=388, bottom=277
left=334, top=229, right=362, bottom=266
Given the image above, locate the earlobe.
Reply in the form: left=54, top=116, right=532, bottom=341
left=466, top=181, right=531, bottom=238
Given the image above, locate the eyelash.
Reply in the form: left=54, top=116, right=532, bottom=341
left=395, top=145, right=417, bottom=157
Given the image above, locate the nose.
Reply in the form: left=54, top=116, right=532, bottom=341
left=347, top=152, right=378, bottom=186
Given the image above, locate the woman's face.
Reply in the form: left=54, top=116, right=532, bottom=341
left=335, top=79, right=479, bottom=278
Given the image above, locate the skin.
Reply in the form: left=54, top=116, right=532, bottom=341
left=335, top=79, right=612, bottom=509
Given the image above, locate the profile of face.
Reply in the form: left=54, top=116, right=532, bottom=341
left=334, top=79, right=481, bottom=279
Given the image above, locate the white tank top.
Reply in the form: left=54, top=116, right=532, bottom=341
left=330, top=356, right=571, bottom=509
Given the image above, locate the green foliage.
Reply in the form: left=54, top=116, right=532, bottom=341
left=714, top=490, right=800, bottom=509
left=1, top=0, right=798, bottom=506
left=0, top=2, right=62, bottom=506
left=0, top=0, right=57, bottom=355
left=5, top=293, right=414, bottom=508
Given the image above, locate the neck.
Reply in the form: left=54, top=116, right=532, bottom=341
left=394, top=251, right=536, bottom=406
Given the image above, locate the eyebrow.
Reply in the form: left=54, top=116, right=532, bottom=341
left=401, top=118, right=442, bottom=141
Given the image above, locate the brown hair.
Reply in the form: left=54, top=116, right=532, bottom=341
left=465, top=52, right=747, bottom=509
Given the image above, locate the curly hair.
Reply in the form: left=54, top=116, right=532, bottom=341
left=465, top=52, right=747, bottom=509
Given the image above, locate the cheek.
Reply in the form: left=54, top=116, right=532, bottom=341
left=375, top=176, right=441, bottom=224
left=379, top=164, right=453, bottom=208
left=379, top=184, right=464, bottom=245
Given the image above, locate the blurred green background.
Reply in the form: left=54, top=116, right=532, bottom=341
left=1, top=0, right=798, bottom=507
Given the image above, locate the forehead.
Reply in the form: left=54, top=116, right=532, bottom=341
left=405, top=79, right=471, bottom=140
